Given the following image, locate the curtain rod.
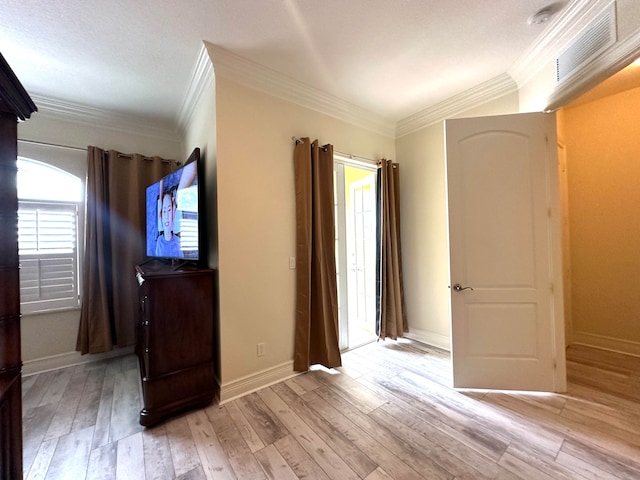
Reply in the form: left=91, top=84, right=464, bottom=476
left=18, top=138, right=87, bottom=152
left=334, top=150, right=377, bottom=164
left=291, top=136, right=377, bottom=164
left=115, top=153, right=176, bottom=164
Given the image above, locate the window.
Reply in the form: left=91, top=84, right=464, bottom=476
left=17, top=157, right=82, bottom=313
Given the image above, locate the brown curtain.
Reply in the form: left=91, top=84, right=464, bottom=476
left=293, top=138, right=341, bottom=371
left=376, top=159, right=408, bottom=340
left=76, top=147, right=173, bottom=354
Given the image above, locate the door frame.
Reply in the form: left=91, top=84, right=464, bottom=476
left=334, top=154, right=378, bottom=351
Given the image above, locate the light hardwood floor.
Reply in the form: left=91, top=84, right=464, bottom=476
left=22, top=340, right=640, bottom=479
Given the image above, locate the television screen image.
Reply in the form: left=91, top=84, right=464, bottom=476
left=145, top=159, right=199, bottom=260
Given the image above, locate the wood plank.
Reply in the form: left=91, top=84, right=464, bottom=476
left=204, top=404, right=267, bottom=479
left=85, top=442, right=117, bottom=480
left=257, top=387, right=361, bottom=480
left=567, top=381, right=640, bottom=416
left=555, top=450, right=626, bottom=480
left=39, top=367, right=74, bottom=407
left=561, top=400, right=640, bottom=444
left=142, top=424, right=175, bottom=480
left=482, top=391, right=640, bottom=460
left=104, top=356, right=125, bottom=377
left=312, top=367, right=388, bottom=414
left=376, top=400, right=519, bottom=479
left=22, top=370, right=57, bottom=411
left=165, top=414, right=202, bottom=477
left=361, top=370, right=562, bottom=459
left=498, top=449, right=572, bottom=480
left=175, top=466, right=207, bottom=480
left=22, top=373, right=39, bottom=398
left=363, top=467, right=394, bottom=480
left=91, top=370, right=115, bottom=450
left=311, top=385, right=451, bottom=480
left=115, top=432, right=145, bottom=480
left=22, top=403, right=57, bottom=474
left=332, top=359, right=369, bottom=379
left=286, top=371, right=322, bottom=395
left=254, top=444, right=298, bottom=480
left=272, top=434, right=330, bottom=480
left=271, top=382, right=377, bottom=478
left=235, top=392, right=288, bottom=446
left=109, top=366, right=143, bottom=442
left=43, top=369, right=88, bottom=441
left=559, top=438, right=640, bottom=479
left=301, top=389, right=425, bottom=480
left=72, top=363, right=107, bottom=432
left=186, top=409, right=237, bottom=479
left=24, top=438, right=57, bottom=480
left=43, top=425, right=94, bottom=480
left=19, top=346, right=640, bottom=480
left=225, top=400, right=266, bottom=453
left=370, top=404, right=491, bottom=480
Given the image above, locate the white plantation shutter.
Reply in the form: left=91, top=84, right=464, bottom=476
left=18, top=201, right=79, bottom=312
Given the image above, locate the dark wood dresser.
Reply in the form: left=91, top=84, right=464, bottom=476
left=135, top=262, right=216, bottom=426
left=0, top=54, right=37, bottom=479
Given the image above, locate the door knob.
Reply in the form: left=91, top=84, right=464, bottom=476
left=452, top=283, right=474, bottom=292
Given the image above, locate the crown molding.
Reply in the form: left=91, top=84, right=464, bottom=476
left=31, top=94, right=181, bottom=141
left=395, top=74, right=519, bottom=138
left=207, top=44, right=396, bottom=138
left=177, top=42, right=215, bottom=133
left=508, top=0, right=615, bottom=88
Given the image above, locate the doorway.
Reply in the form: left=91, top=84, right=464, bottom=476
left=334, top=157, right=378, bottom=350
left=556, top=62, right=640, bottom=354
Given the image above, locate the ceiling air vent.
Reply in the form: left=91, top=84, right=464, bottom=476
left=556, top=3, right=617, bottom=83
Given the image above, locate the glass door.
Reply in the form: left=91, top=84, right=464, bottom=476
left=334, top=158, right=377, bottom=350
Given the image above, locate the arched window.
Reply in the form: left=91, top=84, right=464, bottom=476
left=17, top=157, right=82, bottom=313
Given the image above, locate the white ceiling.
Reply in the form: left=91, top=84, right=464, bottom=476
left=1, top=0, right=573, bottom=131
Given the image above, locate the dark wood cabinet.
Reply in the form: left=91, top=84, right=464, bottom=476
left=0, top=53, right=37, bottom=480
left=135, top=262, right=216, bottom=427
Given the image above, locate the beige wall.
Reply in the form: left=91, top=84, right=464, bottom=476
left=181, top=65, right=220, bottom=382
left=19, top=113, right=182, bottom=159
left=395, top=92, right=520, bottom=350
left=557, top=85, right=640, bottom=352
left=181, top=68, right=218, bottom=269
left=213, top=76, right=394, bottom=398
left=18, top=111, right=182, bottom=373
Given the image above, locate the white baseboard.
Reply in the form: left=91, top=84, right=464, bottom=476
left=220, top=361, right=297, bottom=404
left=404, top=328, right=451, bottom=352
left=572, top=331, right=640, bottom=357
left=22, top=347, right=135, bottom=376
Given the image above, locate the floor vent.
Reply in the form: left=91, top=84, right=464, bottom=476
left=556, top=3, right=617, bottom=83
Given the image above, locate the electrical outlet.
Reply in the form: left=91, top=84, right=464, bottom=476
left=289, top=257, right=296, bottom=269
left=257, top=342, right=265, bottom=357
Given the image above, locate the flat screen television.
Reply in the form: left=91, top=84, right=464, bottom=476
left=145, top=148, right=202, bottom=263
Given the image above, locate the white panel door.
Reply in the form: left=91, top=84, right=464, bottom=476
left=445, top=112, right=566, bottom=392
